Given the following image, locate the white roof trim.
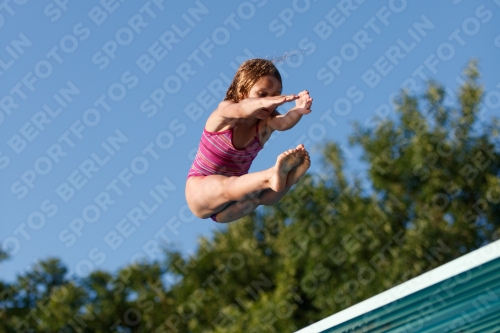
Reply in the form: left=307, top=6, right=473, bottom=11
left=295, top=239, right=500, bottom=333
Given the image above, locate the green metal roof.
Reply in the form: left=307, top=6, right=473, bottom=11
left=296, top=240, right=500, bottom=333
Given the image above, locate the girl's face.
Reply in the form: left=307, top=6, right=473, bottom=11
left=247, top=75, right=282, bottom=119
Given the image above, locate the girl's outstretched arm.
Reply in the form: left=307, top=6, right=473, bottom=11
left=216, top=94, right=298, bottom=119
left=267, top=90, right=313, bottom=131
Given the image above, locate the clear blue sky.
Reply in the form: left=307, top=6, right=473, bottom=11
left=1, top=0, right=499, bottom=281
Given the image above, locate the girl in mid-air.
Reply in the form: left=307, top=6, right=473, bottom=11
left=186, top=58, right=312, bottom=223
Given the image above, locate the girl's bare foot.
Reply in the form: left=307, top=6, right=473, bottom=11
left=270, top=146, right=304, bottom=192
left=286, top=149, right=311, bottom=187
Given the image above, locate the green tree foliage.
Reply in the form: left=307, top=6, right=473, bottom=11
left=1, top=62, right=499, bottom=332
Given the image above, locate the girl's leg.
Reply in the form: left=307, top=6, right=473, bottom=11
left=257, top=148, right=311, bottom=206
left=222, top=145, right=305, bottom=198
left=186, top=146, right=304, bottom=218
left=212, top=198, right=261, bottom=223
left=213, top=186, right=292, bottom=223
left=213, top=150, right=311, bottom=223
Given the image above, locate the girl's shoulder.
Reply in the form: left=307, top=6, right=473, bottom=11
left=205, top=101, right=237, bottom=132
left=217, top=100, right=234, bottom=108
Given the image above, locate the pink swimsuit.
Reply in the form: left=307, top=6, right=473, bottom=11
left=188, top=124, right=263, bottom=178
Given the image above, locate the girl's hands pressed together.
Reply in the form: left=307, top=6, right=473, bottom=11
left=294, top=90, right=313, bottom=115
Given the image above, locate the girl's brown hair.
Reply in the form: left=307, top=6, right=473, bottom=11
left=224, top=59, right=282, bottom=103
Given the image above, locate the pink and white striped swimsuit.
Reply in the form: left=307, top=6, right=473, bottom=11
left=187, top=124, right=263, bottom=178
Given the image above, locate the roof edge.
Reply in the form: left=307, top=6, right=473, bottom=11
left=295, top=239, right=500, bottom=333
